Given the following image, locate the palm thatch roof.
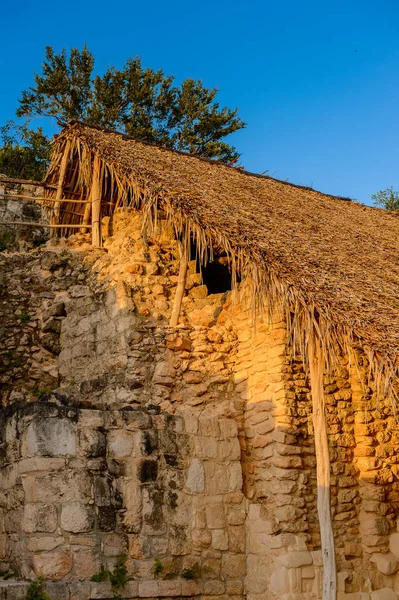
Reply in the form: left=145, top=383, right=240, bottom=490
left=45, top=121, right=399, bottom=390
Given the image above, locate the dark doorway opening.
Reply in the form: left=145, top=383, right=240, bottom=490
left=191, top=240, right=236, bottom=294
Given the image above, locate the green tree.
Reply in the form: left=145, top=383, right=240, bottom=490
left=0, top=121, right=50, bottom=180
left=371, top=187, right=399, bottom=211
left=15, top=45, right=245, bottom=165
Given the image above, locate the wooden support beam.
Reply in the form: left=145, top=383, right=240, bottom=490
left=0, top=194, right=90, bottom=204
left=52, top=139, right=72, bottom=232
left=170, top=244, right=188, bottom=326
left=308, top=336, right=336, bottom=600
left=81, top=193, right=92, bottom=234
left=91, top=155, right=102, bottom=247
left=0, top=221, right=91, bottom=229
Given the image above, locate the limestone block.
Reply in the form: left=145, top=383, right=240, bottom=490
left=61, top=502, right=95, bottom=533
left=219, top=418, right=238, bottom=438
left=212, top=529, right=229, bottom=550
left=390, top=533, right=399, bottom=558
left=79, top=429, right=106, bottom=458
left=26, top=418, right=76, bottom=457
left=226, top=506, right=246, bottom=525
left=18, top=457, right=66, bottom=474
left=107, top=430, right=134, bottom=458
left=138, top=580, right=159, bottom=597
left=202, top=580, right=225, bottom=595
left=222, top=553, right=246, bottom=578
left=227, top=526, right=244, bottom=552
left=229, top=462, right=243, bottom=491
left=122, top=581, right=139, bottom=598
left=68, top=581, right=92, bottom=600
left=275, top=551, right=313, bottom=569
left=44, top=582, right=70, bottom=600
left=360, top=514, right=390, bottom=537
left=192, top=529, right=212, bottom=548
left=22, top=503, right=57, bottom=533
left=0, top=582, right=29, bottom=600
left=78, top=410, right=105, bottom=428
left=158, top=580, right=182, bottom=596
left=153, top=361, right=176, bottom=380
left=344, top=542, right=363, bottom=558
left=181, top=580, right=201, bottom=596
left=32, top=552, right=73, bottom=580
left=371, top=553, right=399, bottom=575
left=370, top=590, right=398, bottom=600
left=206, top=504, right=226, bottom=529
left=195, top=436, right=218, bottom=459
left=189, top=285, right=208, bottom=299
left=199, top=416, right=220, bottom=437
left=4, top=508, right=23, bottom=533
left=27, top=536, right=64, bottom=552
left=185, top=459, right=205, bottom=493
left=0, top=535, right=7, bottom=560
left=166, top=335, right=192, bottom=351
left=23, top=471, right=91, bottom=503
left=73, top=549, right=101, bottom=580
left=183, top=371, right=203, bottom=384
left=89, top=582, right=113, bottom=599
left=302, top=566, right=315, bottom=578
left=103, top=533, right=128, bottom=557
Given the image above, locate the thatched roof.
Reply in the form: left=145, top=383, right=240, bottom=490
left=47, top=121, right=399, bottom=385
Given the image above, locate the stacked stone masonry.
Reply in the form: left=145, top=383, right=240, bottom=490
left=0, top=177, right=48, bottom=252
left=0, top=206, right=399, bottom=599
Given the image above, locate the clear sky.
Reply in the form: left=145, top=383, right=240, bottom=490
left=1, top=0, right=398, bottom=204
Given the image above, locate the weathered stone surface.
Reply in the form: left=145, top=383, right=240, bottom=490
left=371, top=552, right=399, bottom=575
left=32, top=551, right=73, bottom=579
left=26, top=418, right=76, bottom=457
left=370, top=590, right=398, bottom=600
left=22, top=503, right=57, bottom=533
left=185, top=458, right=205, bottom=493
left=60, top=502, right=95, bottom=533
left=390, top=533, right=399, bottom=558
left=107, top=430, right=134, bottom=458
left=275, top=551, right=313, bottom=568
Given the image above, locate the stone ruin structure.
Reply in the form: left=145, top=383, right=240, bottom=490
left=1, top=123, right=399, bottom=600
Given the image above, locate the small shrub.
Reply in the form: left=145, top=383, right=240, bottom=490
left=91, top=566, right=109, bottom=582
left=153, top=559, right=163, bottom=578
left=26, top=577, right=51, bottom=600
left=32, top=385, right=52, bottom=401
left=109, top=554, right=129, bottom=591
left=181, top=562, right=201, bottom=580
left=0, top=230, right=15, bottom=252
left=91, top=554, right=130, bottom=599
left=15, top=312, right=31, bottom=323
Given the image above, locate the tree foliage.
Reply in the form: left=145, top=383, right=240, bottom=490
left=0, top=121, right=50, bottom=180
left=16, top=45, right=245, bottom=164
left=371, top=187, right=399, bottom=211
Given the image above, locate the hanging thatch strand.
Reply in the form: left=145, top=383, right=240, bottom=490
left=43, top=120, right=399, bottom=399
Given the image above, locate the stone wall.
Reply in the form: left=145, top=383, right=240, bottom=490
left=1, top=206, right=399, bottom=599
left=0, top=177, right=48, bottom=251
left=0, top=400, right=244, bottom=599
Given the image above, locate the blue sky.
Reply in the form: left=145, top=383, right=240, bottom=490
left=1, top=0, right=398, bottom=204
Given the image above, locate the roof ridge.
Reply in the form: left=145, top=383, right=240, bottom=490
left=65, top=120, right=354, bottom=204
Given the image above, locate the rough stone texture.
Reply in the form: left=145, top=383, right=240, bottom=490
left=0, top=177, right=48, bottom=253
left=1, top=207, right=399, bottom=599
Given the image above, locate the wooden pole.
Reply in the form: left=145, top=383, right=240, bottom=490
left=0, top=194, right=90, bottom=203
left=91, top=155, right=102, bottom=247
left=81, top=192, right=92, bottom=233
left=170, top=244, right=188, bottom=326
left=0, top=221, right=91, bottom=228
left=52, top=139, right=71, bottom=234
left=308, top=336, right=336, bottom=600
